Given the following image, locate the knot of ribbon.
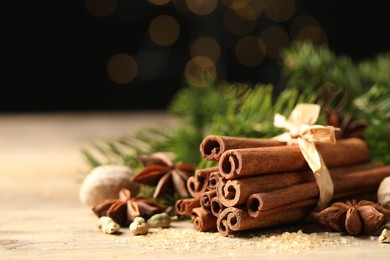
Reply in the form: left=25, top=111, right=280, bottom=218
left=273, top=104, right=338, bottom=210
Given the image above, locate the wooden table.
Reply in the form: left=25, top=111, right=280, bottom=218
left=0, top=112, right=388, bottom=259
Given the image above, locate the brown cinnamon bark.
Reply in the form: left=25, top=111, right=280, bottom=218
left=186, top=176, right=203, bottom=199
left=219, top=138, right=370, bottom=179
left=217, top=201, right=315, bottom=237
left=219, top=162, right=382, bottom=207
left=246, top=165, right=390, bottom=217
left=246, top=183, right=319, bottom=217
left=200, top=190, right=217, bottom=212
left=200, top=135, right=284, bottom=161
left=210, top=196, right=225, bottom=217
left=191, top=207, right=217, bottom=232
left=175, top=198, right=201, bottom=216
left=207, top=171, right=225, bottom=191
left=187, top=167, right=219, bottom=198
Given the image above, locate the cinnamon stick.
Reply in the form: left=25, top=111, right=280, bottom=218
left=191, top=207, right=217, bottom=232
left=210, top=196, right=226, bottom=217
left=207, top=171, right=225, bottom=191
left=246, top=165, right=390, bottom=217
left=218, top=162, right=381, bottom=207
left=217, top=201, right=315, bottom=237
left=175, top=198, right=201, bottom=216
left=200, top=135, right=284, bottom=161
left=218, top=170, right=312, bottom=207
left=333, top=188, right=378, bottom=202
left=246, top=182, right=318, bottom=216
left=200, top=190, right=217, bottom=212
left=187, top=166, right=219, bottom=198
left=219, top=138, right=370, bottom=179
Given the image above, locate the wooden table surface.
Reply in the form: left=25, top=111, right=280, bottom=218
left=0, top=112, right=388, bottom=259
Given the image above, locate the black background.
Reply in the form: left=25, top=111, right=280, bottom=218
left=1, top=0, right=389, bottom=112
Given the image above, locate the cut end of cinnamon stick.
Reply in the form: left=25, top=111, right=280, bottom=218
left=186, top=176, right=198, bottom=198
left=219, top=150, right=241, bottom=179
left=216, top=211, right=233, bottom=237
left=208, top=171, right=223, bottom=191
left=216, top=207, right=245, bottom=237
left=187, top=176, right=208, bottom=199
left=175, top=199, right=186, bottom=215
left=210, top=196, right=225, bottom=217
left=200, top=135, right=284, bottom=162
left=246, top=195, right=263, bottom=218
left=200, top=135, right=225, bottom=161
left=175, top=198, right=200, bottom=216
left=191, top=207, right=217, bottom=232
left=200, top=190, right=216, bottom=211
left=218, top=180, right=243, bottom=207
left=187, top=167, right=219, bottom=198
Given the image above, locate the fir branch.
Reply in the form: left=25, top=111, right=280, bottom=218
left=358, top=52, right=390, bottom=87
left=281, top=42, right=362, bottom=104
left=355, top=85, right=390, bottom=164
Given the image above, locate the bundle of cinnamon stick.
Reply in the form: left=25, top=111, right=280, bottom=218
left=175, top=135, right=390, bottom=237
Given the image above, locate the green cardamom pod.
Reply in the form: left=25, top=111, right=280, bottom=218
left=147, top=212, right=171, bottom=228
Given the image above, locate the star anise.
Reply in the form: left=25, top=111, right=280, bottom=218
left=326, top=109, right=369, bottom=139
left=92, top=188, right=167, bottom=227
left=312, top=200, right=390, bottom=235
left=132, top=152, right=195, bottom=199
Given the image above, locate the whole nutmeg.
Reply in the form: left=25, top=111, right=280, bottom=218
left=378, top=176, right=390, bottom=209
left=79, top=165, right=139, bottom=207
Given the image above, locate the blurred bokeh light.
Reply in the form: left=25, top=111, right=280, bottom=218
left=148, top=0, right=171, bottom=6
left=106, top=53, right=138, bottom=84
left=187, top=0, right=218, bottom=15
left=190, top=37, right=221, bottom=63
left=149, top=15, right=180, bottom=46
left=1, top=0, right=389, bottom=111
left=264, top=0, right=295, bottom=22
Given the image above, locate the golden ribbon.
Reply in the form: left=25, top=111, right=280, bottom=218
left=273, top=104, right=338, bottom=210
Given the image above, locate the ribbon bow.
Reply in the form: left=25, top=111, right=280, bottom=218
left=273, top=104, right=338, bottom=210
